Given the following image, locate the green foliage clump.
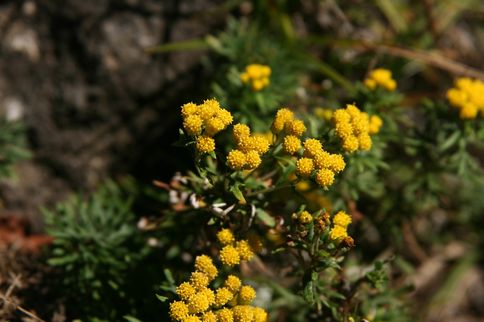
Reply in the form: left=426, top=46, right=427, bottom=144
left=44, top=182, right=153, bottom=319
left=0, top=118, right=30, bottom=179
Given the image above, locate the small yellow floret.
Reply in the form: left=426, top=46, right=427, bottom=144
left=327, top=154, right=346, bottom=173
left=218, top=108, right=233, bottom=126
left=329, top=225, right=348, bottom=241
left=365, top=68, right=397, bottom=91
left=342, top=136, right=359, bottom=153
left=183, top=115, right=203, bottom=136
left=224, top=275, right=242, bottom=292
left=296, top=158, right=314, bottom=177
left=252, top=79, right=264, bottom=91
left=285, top=119, right=306, bottom=137
left=227, top=150, right=246, bottom=170
left=446, top=77, right=484, bottom=119
left=272, top=108, right=294, bottom=133
left=283, top=135, right=301, bottom=155
left=315, top=169, right=335, bottom=188
left=217, top=228, right=235, bottom=245
left=364, top=78, right=376, bottom=90
left=196, top=136, right=216, bottom=154
left=202, top=311, right=217, bottom=322
left=216, top=308, right=234, bottom=322
left=200, top=287, right=215, bottom=305
left=253, top=307, right=268, bottom=322
left=313, top=151, right=331, bottom=169
left=358, top=134, right=372, bottom=151
left=170, top=300, right=189, bottom=321
left=333, top=109, right=351, bottom=123
left=460, top=103, right=478, bottom=119
left=215, top=287, right=234, bottom=307
left=298, top=211, right=313, bottom=224
left=187, top=293, right=210, bottom=314
left=238, top=285, right=256, bottom=305
left=195, top=255, right=218, bottom=281
left=369, top=115, right=383, bottom=134
left=181, top=102, right=198, bottom=118
left=176, top=282, right=196, bottom=301
left=241, top=64, right=271, bottom=91
left=190, top=272, right=209, bottom=290
left=245, top=150, right=262, bottom=170
left=220, top=245, right=241, bottom=267
left=236, top=240, right=254, bottom=261
left=198, top=99, right=220, bottom=121
left=232, top=305, right=254, bottom=322
left=314, top=107, right=333, bottom=121
left=233, top=124, right=251, bottom=141
left=251, top=136, right=270, bottom=155
left=303, top=138, right=323, bottom=157
left=183, top=315, right=202, bottom=322
left=333, top=211, right=352, bottom=228
left=205, top=117, right=225, bottom=136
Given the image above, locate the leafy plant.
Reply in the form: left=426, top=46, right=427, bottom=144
left=44, top=181, right=152, bottom=319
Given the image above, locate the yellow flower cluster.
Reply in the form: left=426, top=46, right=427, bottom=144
left=333, top=104, right=376, bottom=153
left=329, top=210, right=352, bottom=241
left=294, top=138, right=346, bottom=189
left=169, top=255, right=268, bottom=322
left=364, top=68, right=397, bottom=91
left=446, top=77, right=484, bottom=119
left=217, top=229, right=255, bottom=267
left=226, top=124, right=270, bottom=171
left=240, top=64, right=271, bottom=91
left=314, top=107, right=333, bottom=122
left=181, top=99, right=233, bottom=154
left=271, top=108, right=307, bottom=155
left=369, top=115, right=383, bottom=135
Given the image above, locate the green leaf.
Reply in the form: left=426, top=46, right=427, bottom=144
left=156, top=294, right=169, bottom=302
left=229, top=183, right=246, bottom=203
left=303, top=281, right=315, bottom=304
left=256, top=208, right=276, bottom=227
left=439, top=131, right=460, bottom=152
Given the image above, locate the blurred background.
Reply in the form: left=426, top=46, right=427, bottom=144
left=0, top=0, right=483, bottom=321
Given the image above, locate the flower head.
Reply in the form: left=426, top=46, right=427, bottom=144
left=216, top=308, right=234, bottom=322
left=369, top=115, right=383, bottom=134
left=215, top=287, right=234, bottom=307
left=169, top=301, right=189, bottom=321
left=272, top=108, right=294, bottom=134
left=329, top=225, right=348, bottom=241
left=236, top=240, right=254, bottom=261
left=303, top=139, right=323, bottom=158
left=220, top=245, right=241, bottom=267
left=298, top=211, right=313, bottom=224
left=364, top=68, right=397, bottom=91
left=196, top=136, right=216, bottom=154
left=217, top=228, right=235, bottom=245
left=283, top=135, right=301, bottom=154
left=285, top=119, right=306, bottom=137
left=333, top=211, right=352, bottom=228
left=224, top=275, right=242, bottom=292
left=195, top=255, right=218, bottom=281
left=315, top=169, right=335, bottom=188
left=296, top=158, right=314, bottom=177
left=238, top=285, right=256, bottom=305
left=176, top=282, right=196, bottom=301
left=241, top=64, right=271, bottom=91
left=227, top=150, right=246, bottom=170
left=190, top=272, right=209, bottom=290
left=202, top=311, right=217, bottom=322
left=232, top=305, right=254, bottom=322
